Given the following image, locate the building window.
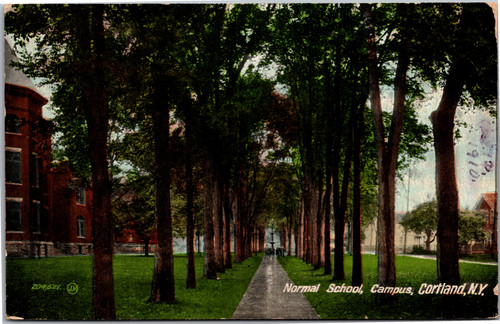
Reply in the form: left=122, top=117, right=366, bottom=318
left=6, top=150, right=21, bottom=184
left=6, top=114, right=20, bottom=134
left=33, top=201, right=41, bottom=233
left=77, top=216, right=85, bottom=238
left=76, top=187, right=86, bottom=205
left=31, top=154, right=39, bottom=188
left=6, top=200, right=22, bottom=232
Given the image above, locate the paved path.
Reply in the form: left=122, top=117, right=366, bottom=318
left=232, top=256, right=320, bottom=320
left=401, top=254, right=498, bottom=266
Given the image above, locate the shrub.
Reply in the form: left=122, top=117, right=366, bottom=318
left=410, top=245, right=435, bottom=255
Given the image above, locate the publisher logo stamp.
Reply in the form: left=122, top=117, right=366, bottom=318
left=66, top=282, right=79, bottom=295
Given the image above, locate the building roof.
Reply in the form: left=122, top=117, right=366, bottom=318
left=475, top=192, right=498, bottom=211
left=4, top=37, right=48, bottom=101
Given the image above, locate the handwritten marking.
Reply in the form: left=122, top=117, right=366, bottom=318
left=66, top=282, right=79, bottom=295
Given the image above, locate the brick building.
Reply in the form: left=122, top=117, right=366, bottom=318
left=475, top=192, right=497, bottom=233
left=471, top=192, right=498, bottom=254
left=5, top=38, right=94, bottom=257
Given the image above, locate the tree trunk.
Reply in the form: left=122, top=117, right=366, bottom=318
left=214, top=168, right=224, bottom=272
left=288, top=220, right=293, bottom=256
left=324, top=169, right=332, bottom=275
left=79, top=6, right=115, bottom=319
left=261, top=227, right=266, bottom=252
left=304, top=178, right=313, bottom=264
left=294, top=222, right=298, bottom=257
left=150, top=106, right=175, bottom=304
left=185, top=121, right=196, bottom=289
left=377, top=165, right=397, bottom=289
left=362, top=4, right=410, bottom=294
left=244, top=225, right=252, bottom=258
left=314, top=184, right=323, bottom=268
left=302, top=194, right=308, bottom=261
left=144, top=238, right=150, bottom=257
left=223, top=181, right=232, bottom=269
left=333, top=137, right=352, bottom=280
left=297, top=195, right=304, bottom=259
left=352, top=105, right=364, bottom=286
left=280, top=228, right=287, bottom=253
left=235, top=165, right=245, bottom=262
left=323, top=61, right=334, bottom=275
left=304, top=182, right=316, bottom=264
left=312, top=186, right=320, bottom=268
left=430, top=62, right=464, bottom=286
left=203, top=155, right=218, bottom=279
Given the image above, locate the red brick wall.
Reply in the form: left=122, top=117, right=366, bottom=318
left=5, top=83, right=94, bottom=248
left=5, top=83, right=146, bottom=256
left=5, top=84, right=50, bottom=243
left=48, top=164, right=93, bottom=244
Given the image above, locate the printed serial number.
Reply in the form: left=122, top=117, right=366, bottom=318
left=31, top=284, right=62, bottom=291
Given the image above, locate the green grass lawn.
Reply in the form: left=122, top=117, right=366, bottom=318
left=6, top=253, right=263, bottom=320
left=279, top=254, right=498, bottom=319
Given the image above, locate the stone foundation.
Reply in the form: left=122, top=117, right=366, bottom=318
left=6, top=241, right=93, bottom=257
left=114, top=242, right=157, bottom=255
left=5, top=241, right=162, bottom=257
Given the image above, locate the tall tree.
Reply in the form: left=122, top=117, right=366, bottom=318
left=361, top=3, right=413, bottom=293
left=270, top=4, right=334, bottom=269
left=184, top=102, right=197, bottom=288
left=352, top=102, right=366, bottom=286
left=429, top=3, right=497, bottom=286
left=6, top=5, right=119, bottom=319
left=184, top=4, right=274, bottom=270
left=112, top=4, right=200, bottom=302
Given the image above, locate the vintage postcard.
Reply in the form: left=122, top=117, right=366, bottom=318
left=3, top=2, right=498, bottom=320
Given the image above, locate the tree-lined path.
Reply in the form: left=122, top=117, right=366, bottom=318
left=232, top=256, right=320, bottom=319
left=5, top=3, right=496, bottom=320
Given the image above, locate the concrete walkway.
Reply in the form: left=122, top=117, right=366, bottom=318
left=401, top=254, right=498, bottom=266
left=232, top=256, right=320, bottom=320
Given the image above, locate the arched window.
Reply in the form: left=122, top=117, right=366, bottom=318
left=77, top=216, right=85, bottom=238
left=6, top=114, right=20, bottom=134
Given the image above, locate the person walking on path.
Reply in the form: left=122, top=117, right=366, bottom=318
left=232, top=256, right=320, bottom=319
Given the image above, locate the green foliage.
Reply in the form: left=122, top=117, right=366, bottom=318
left=50, top=87, right=91, bottom=180
left=410, top=245, right=435, bottom=255
left=170, top=186, right=204, bottom=238
left=458, top=210, right=488, bottom=247
left=6, top=254, right=263, bottom=320
left=260, top=163, right=301, bottom=228
left=402, top=201, right=489, bottom=248
left=111, top=122, right=155, bottom=174
left=401, top=201, right=437, bottom=235
left=279, top=255, right=498, bottom=319
left=407, top=3, right=497, bottom=112
left=6, top=5, right=133, bottom=181
left=112, top=174, right=155, bottom=241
